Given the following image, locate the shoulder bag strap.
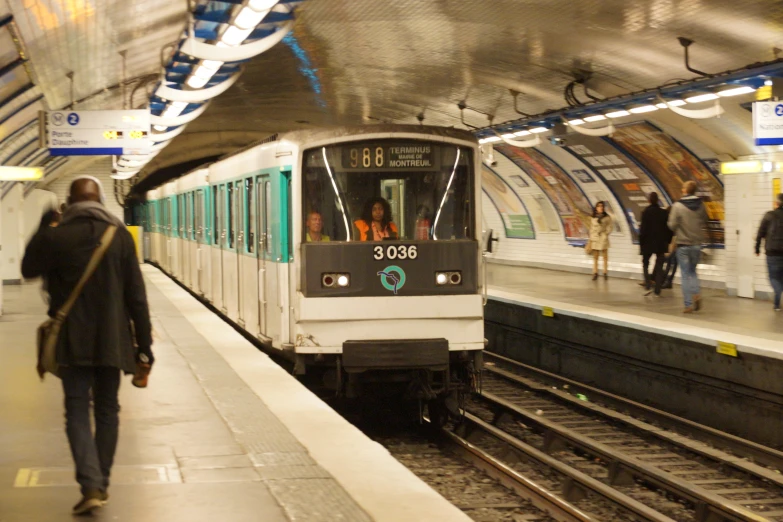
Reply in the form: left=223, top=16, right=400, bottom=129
left=54, top=225, right=118, bottom=321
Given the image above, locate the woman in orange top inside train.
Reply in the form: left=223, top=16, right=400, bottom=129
left=354, top=197, right=398, bottom=241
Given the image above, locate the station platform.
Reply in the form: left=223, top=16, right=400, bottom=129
left=487, top=263, right=783, bottom=360
left=485, top=263, right=783, bottom=447
left=0, top=265, right=470, bottom=522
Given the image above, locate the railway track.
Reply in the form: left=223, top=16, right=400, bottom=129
left=470, top=352, right=783, bottom=522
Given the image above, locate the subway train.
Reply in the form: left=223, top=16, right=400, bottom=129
left=136, top=125, right=485, bottom=414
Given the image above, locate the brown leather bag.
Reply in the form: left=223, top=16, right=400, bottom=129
left=36, top=226, right=118, bottom=379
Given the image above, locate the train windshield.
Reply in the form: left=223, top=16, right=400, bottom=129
left=302, top=140, right=474, bottom=242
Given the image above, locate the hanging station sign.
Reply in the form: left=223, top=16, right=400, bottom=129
left=40, top=110, right=152, bottom=156
left=752, top=101, right=783, bottom=146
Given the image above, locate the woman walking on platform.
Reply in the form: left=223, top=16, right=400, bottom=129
left=589, top=201, right=613, bottom=280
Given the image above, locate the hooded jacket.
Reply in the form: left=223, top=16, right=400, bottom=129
left=667, top=195, right=708, bottom=246
left=755, top=207, right=783, bottom=256
left=21, top=202, right=152, bottom=374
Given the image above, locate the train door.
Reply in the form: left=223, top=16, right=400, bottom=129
left=166, top=198, right=173, bottom=272
left=243, top=177, right=259, bottom=337
left=210, top=185, right=223, bottom=309
left=235, top=180, right=245, bottom=325
left=218, top=184, right=227, bottom=310
left=222, top=183, right=238, bottom=319
left=194, top=191, right=203, bottom=294
left=179, top=194, right=187, bottom=284
left=255, top=176, right=268, bottom=338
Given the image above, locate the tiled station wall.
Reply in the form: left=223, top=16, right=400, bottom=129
left=482, top=129, right=728, bottom=287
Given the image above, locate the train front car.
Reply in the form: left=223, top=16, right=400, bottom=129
left=294, top=126, right=484, bottom=418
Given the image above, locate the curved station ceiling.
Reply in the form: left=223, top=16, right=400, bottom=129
left=0, top=0, right=781, bottom=196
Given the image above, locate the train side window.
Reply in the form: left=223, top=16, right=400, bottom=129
left=246, top=178, right=255, bottom=254
left=264, top=181, right=271, bottom=254
left=227, top=183, right=234, bottom=249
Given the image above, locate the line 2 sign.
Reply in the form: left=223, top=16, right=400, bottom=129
left=373, top=245, right=418, bottom=261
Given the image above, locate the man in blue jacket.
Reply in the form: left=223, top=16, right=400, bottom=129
left=667, top=181, right=708, bottom=313
left=756, top=193, right=783, bottom=311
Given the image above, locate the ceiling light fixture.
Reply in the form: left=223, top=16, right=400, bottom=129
left=656, top=99, right=686, bottom=108
left=234, top=6, right=271, bottom=30
left=567, top=119, right=585, bottom=126
left=629, top=105, right=659, bottom=114
left=685, top=93, right=719, bottom=103
left=187, top=76, right=209, bottom=89
left=606, top=110, right=631, bottom=118
left=513, top=130, right=531, bottom=136
left=0, top=166, right=43, bottom=181
left=529, top=127, right=548, bottom=133
left=717, top=85, right=755, bottom=97
left=249, top=0, right=279, bottom=9
left=583, top=115, right=606, bottom=122
left=220, top=26, right=254, bottom=46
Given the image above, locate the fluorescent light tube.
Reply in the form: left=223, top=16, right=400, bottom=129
left=501, top=134, right=515, bottom=139
left=202, top=60, right=223, bottom=70
left=234, top=6, right=270, bottom=29
left=249, top=0, right=279, bottom=9
left=629, top=105, right=658, bottom=114
left=220, top=26, right=253, bottom=46
left=187, top=76, right=209, bottom=89
left=485, top=136, right=502, bottom=143
left=529, top=127, right=548, bottom=133
left=685, top=93, right=719, bottom=103
left=718, top=86, right=755, bottom=97
left=656, top=99, right=686, bottom=108
left=584, top=115, right=606, bottom=122
left=513, top=130, right=531, bottom=136
left=567, top=119, right=585, bottom=126
left=0, top=166, right=43, bottom=181
left=606, top=110, right=630, bottom=118
left=153, top=125, right=168, bottom=132
left=193, top=65, right=216, bottom=80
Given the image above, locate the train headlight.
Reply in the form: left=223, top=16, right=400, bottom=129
left=436, top=271, right=462, bottom=286
left=322, top=273, right=351, bottom=288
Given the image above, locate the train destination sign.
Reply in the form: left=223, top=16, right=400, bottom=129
left=341, top=142, right=439, bottom=171
left=42, top=109, right=152, bottom=156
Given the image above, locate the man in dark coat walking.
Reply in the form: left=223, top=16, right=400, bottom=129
left=639, top=192, right=673, bottom=296
left=21, top=177, right=153, bottom=515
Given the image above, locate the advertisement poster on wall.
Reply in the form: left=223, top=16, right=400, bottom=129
left=610, top=122, right=725, bottom=246
left=496, top=145, right=592, bottom=244
left=564, top=135, right=664, bottom=243
left=481, top=165, right=535, bottom=239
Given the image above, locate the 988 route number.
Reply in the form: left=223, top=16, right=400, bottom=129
left=373, top=245, right=418, bottom=261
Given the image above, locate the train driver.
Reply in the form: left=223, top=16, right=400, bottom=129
left=305, top=211, right=330, bottom=242
left=354, top=197, right=398, bottom=241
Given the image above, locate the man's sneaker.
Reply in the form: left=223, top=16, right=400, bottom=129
left=72, top=490, right=103, bottom=515
left=683, top=306, right=695, bottom=314
left=693, top=294, right=702, bottom=311
left=99, top=489, right=110, bottom=505
left=775, top=307, right=781, bottom=312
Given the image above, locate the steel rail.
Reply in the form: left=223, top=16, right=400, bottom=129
left=476, top=391, right=771, bottom=522
left=457, top=412, right=677, bottom=522
left=439, top=425, right=596, bottom=522
left=484, top=352, right=783, bottom=476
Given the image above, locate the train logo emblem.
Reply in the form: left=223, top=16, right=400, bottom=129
left=377, top=265, right=406, bottom=294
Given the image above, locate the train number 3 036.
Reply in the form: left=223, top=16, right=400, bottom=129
left=373, top=245, right=418, bottom=261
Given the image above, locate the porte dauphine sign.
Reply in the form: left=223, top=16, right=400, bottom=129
left=40, top=109, right=152, bottom=156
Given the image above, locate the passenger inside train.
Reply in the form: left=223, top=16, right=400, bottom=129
left=305, top=210, right=330, bottom=242
left=354, top=197, right=399, bottom=241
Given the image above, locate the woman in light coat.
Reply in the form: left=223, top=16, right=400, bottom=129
left=589, top=201, right=613, bottom=280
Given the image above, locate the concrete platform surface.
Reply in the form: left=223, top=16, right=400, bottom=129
left=0, top=265, right=470, bottom=522
left=488, top=264, right=783, bottom=361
